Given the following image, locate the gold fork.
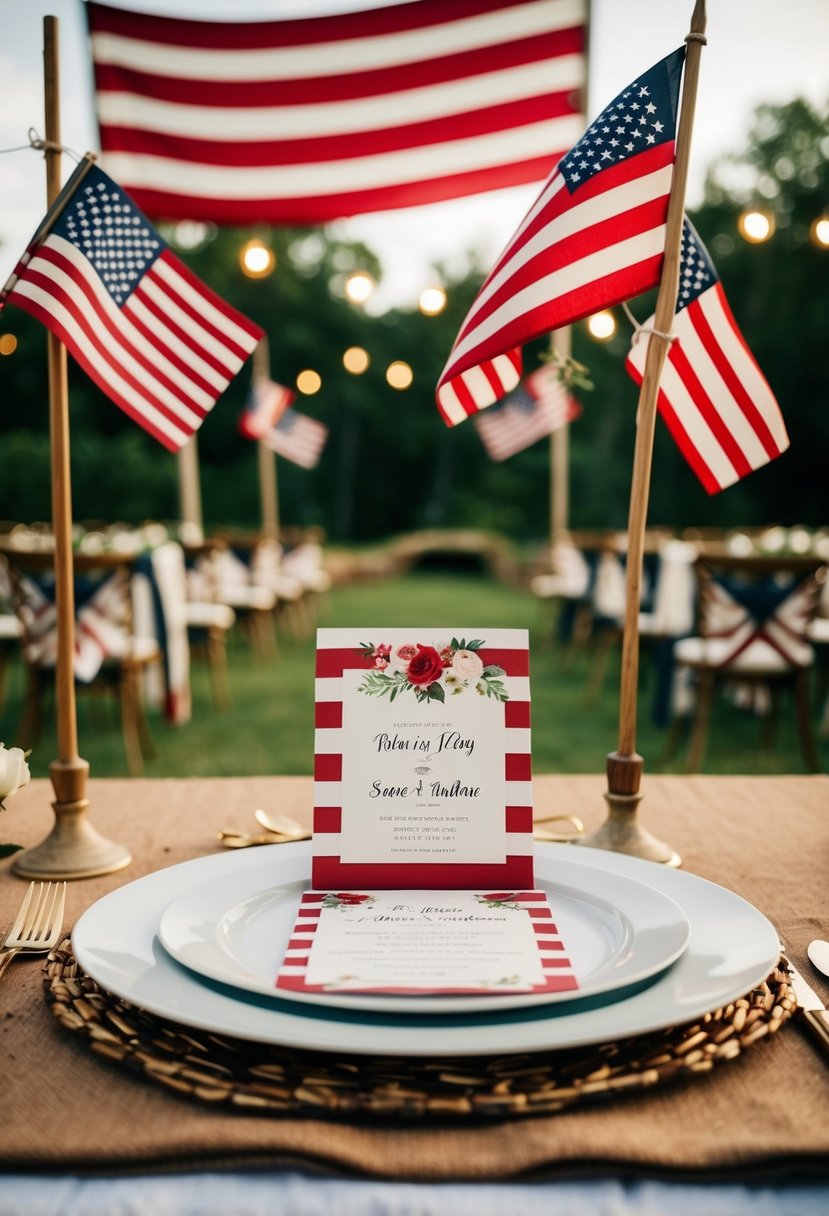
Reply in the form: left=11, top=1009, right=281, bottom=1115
left=0, top=882, right=67, bottom=981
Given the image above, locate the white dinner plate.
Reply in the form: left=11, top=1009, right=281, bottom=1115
left=72, top=842, right=780, bottom=1058
left=157, top=860, right=690, bottom=1014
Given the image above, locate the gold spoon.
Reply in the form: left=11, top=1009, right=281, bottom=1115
left=532, top=814, right=585, bottom=842
left=218, top=831, right=282, bottom=848
left=253, top=808, right=309, bottom=838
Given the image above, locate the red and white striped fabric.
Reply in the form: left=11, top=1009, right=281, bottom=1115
left=312, top=627, right=534, bottom=890
left=0, top=161, right=262, bottom=451
left=87, top=0, right=587, bottom=225
left=276, top=890, right=579, bottom=995
left=436, top=47, right=684, bottom=425
left=626, top=218, right=789, bottom=493
left=17, top=570, right=133, bottom=684
left=702, top=575, right=818, bottom=670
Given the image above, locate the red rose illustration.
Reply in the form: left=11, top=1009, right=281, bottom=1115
left=406, top=645, right=444, bottom=686
left=334, top=892, right=370, bottom=904
left=483, top=893, right=516, bottom=902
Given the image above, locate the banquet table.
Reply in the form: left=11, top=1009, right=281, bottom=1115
left=0, top=773, right=827, bottom=1216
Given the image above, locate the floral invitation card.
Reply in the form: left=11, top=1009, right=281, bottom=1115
left=276, top=890, right=578, bottom=996
left=312, top=628, right=533, bottom=890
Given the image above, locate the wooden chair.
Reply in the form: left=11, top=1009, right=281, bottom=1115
left=667, top=558, right=825, bottom=772
left=10, top=563, right=161, bottom=776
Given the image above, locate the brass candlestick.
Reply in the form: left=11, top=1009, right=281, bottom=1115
left=13, top=759, right=130, bottom=881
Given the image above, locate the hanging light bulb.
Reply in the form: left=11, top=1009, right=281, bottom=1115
left=343, top=346, right=370, bottom=374
left=586, top=311, right=616, bottom=341
left=737, top=208, right=775, bottom=244
left=296, top=369, right=322, bottom=394
left=344, top=270, right=375, bottom=304
left=239, top=238, right=276, bottom=278
left=418, top=286, right=447, bottom=315
left=386, top=361, right=413, bottom=389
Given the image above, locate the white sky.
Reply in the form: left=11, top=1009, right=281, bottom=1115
left=1, top=0, right=827, bottom=310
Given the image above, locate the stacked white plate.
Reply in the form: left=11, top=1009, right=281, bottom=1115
left=72, top=842, right=779, bottom=1057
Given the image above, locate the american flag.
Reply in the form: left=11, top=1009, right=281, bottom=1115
left=0, top=161, right=262, bottom=451
left=239, top=376, right=295, bottom=440
left=474, top=363, right=580, bottom=460
left=437, top=47, right=685, bottom=425
left=263, top=408, right=328, bottom=469
left=86, top=0, right=587, bottom=225
left=626, top=218, right=789, bottom=493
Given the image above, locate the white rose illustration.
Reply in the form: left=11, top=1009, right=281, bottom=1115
left=452, top=649, right=484, bottom=680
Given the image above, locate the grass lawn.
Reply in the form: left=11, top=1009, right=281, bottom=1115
left=2, top=569, right=826, bottom=780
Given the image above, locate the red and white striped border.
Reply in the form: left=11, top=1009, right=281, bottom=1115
left=312, top=629, right=533, bottom=890
left=276, top=891, right=578, bottom=995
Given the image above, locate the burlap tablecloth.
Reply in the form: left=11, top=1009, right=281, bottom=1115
left=0, top=774, right=827, bottom=1181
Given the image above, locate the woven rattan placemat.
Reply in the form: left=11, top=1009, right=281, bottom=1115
left=44, top=941, right=794, bottom=1119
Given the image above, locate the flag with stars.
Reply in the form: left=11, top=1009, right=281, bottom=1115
left=626, top=218, right=789, bottom=493
left=474, top=363, right=581, bottom=461
left=239, top=377, right=295, bottom=440
left=262, top=407, right=328, bottom=469
left=0, top=160, right=263, bottom=451
left=437, top=47, right=685, bottom=426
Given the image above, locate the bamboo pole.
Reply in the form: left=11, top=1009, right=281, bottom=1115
left=549, top=328, right=571, bottom=545
left=177, top=437, right=204, bottom=541
left=253, top=337, right=280, bottom=541
left=14, top=17, right=130, bottom=879
left=581, top=0, right=707, bottom=867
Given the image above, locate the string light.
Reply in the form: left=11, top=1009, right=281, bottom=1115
left=386, top=361, right=413, bottom=389
left=343, top=346, right=370, bottom=374
left=239, top=238, right=276, bottom=278
left=810, top=216, right=829, bottom=248
left=344, top=271, right=375, bottom=304
left=0, top=333, right=18, bottom=356
left=737, top=208, right=775, bottom=244
left=586, top=311, right=616, bottom=341
left=296, top=369, right=322, bottom=394
left=418, top=286, right=447, bottom=315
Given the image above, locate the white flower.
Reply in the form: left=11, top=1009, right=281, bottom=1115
left=0, top=744, right=30, bottom=803
left=452, top=649, right=484, bottom=681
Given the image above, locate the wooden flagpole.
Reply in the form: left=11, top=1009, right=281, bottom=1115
left=579, top=0, right=707, bottom=868
left=177, top=438, right=204, bottom=541
left=14, top=16, right=131, bottom=880
left=253, top=336, right=280, bottom=541
left=549, top=327, right=571, bottom=545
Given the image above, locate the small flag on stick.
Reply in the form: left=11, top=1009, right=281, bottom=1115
left=474, top=364, right=580, bottom=461
left=437, top=47, right=685, bottom=425
left=625, top=218, right=789, bottom=493
left=262, top=408, right=328, bottom=469
left=0, top=160, right=263, bottom=451
left=239, top=376, right=295, bottom=440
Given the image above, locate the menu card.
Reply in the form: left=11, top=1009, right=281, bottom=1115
left=312, top=628, right=533, bottom=890
left=276, top=890, right=578, bottom=996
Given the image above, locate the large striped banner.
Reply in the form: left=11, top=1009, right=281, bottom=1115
left=312, top=628, right=534, bottom=889
left=87, top=0, right=587, bottom=225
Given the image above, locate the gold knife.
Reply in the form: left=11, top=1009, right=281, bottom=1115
left=783, top=954, right=829, bottom=1055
